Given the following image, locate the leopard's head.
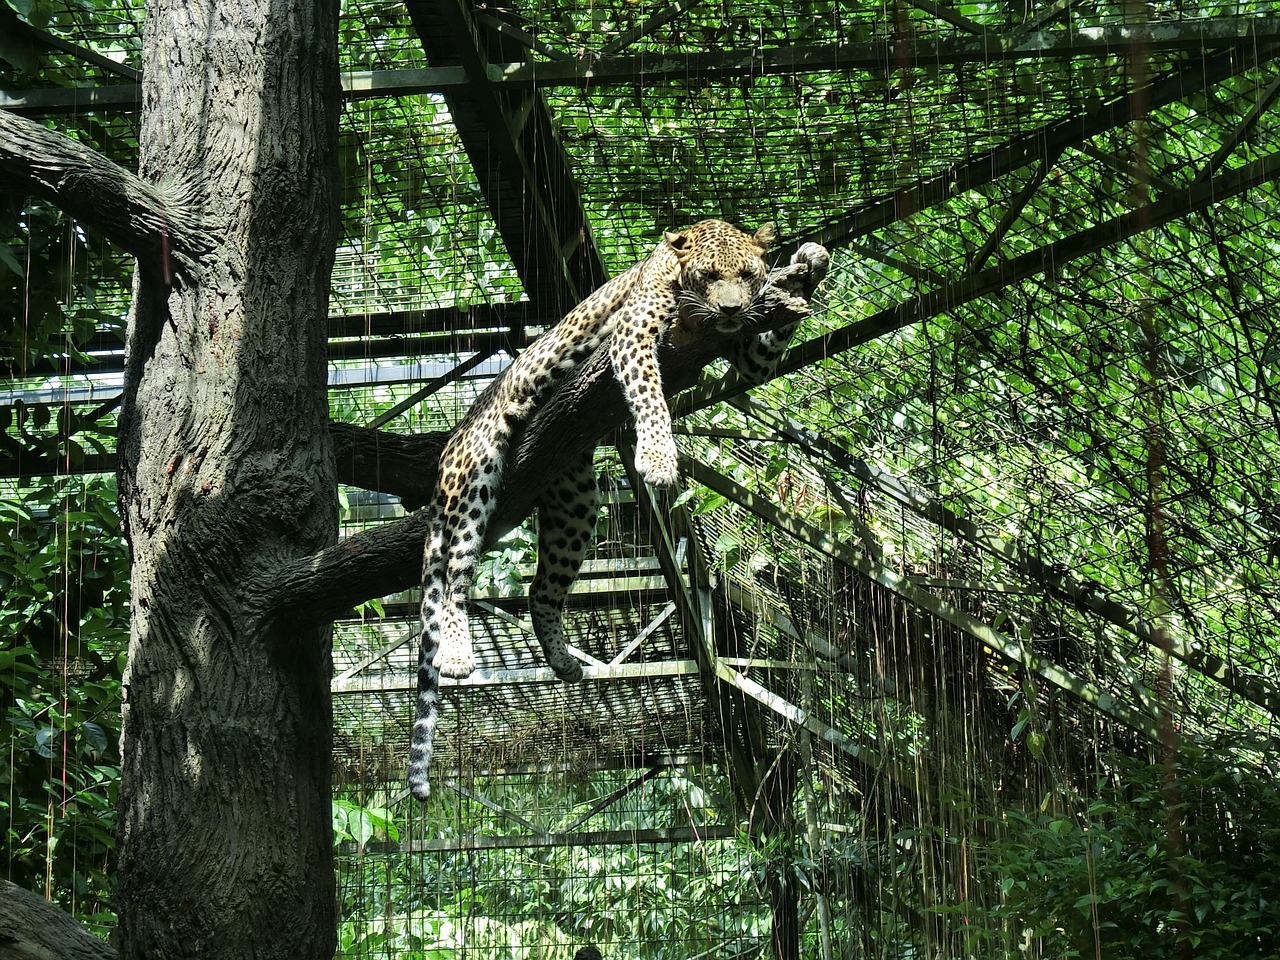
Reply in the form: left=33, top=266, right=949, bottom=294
left=666, top=219, right=776, bottom=333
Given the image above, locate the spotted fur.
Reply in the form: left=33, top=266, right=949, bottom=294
left=409, top=220, right=792, bottom=800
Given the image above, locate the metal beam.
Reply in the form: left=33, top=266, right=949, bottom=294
left=907, top=0, right=986, bottom=35
left=339, top=823, right=742, bottom=855
left=1009, top=0, right=1078, bottom=39
left=332, top=657, right=700, bottom=693
left=13, top=18, right=139, bottom=81
left=557, top=765, right=667, bottom=832
left=6, top=21, right=1276, bottom=113
left=798, top=40, right=1278, bottom=252
left=969, top=147, right=1061, bottom=272
left=474, top=12, right=573, bottom=61
left=2, top=327, right=517, bottom=380
left=366, top=350, right=494, bottom=429
left=1193, top=70, right=1280, bottom=183
left=403, top=0, right=609, bottom=320
left=444, top=778, right=545, bottom=835
left=1, top=352, right=507, bottom=411
left=600, top=0, right=708, bottom=55
left=609, top=600, right=678, bottom=666
left=470, top=598, right=606, bottom=672
left=713, top=661, right=879, bottom=768
left=686, top=457, right=1163, bottom=741
left=14, top=301, right=523, bottom=369
left=722, top=580, right=894, bottom=696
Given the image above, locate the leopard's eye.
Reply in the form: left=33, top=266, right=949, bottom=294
left=740, top=267, right=758, bottom=280
left=702, top=269, right=722, bottom=283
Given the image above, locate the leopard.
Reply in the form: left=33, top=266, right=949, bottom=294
left=408, top=219, right=820, bottom=800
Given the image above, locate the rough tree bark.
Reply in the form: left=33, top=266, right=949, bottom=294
left=2, top=2, right=340, bottom=958
left=0, top=880, right=118, bottom=960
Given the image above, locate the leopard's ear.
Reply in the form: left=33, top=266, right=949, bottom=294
left=752, top=222, right=777, bottom=251
left=664, top=229, right=693, bottom=258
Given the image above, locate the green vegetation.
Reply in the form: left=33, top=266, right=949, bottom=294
left=0, top=476, right=124, bottom=936
left=973, top=742, right=1280, bottom=958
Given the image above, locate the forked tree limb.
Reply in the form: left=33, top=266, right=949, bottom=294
left=329, top=421, right=448, bottom=509
left=268, top=253, right=825, bottom=625
left=0, top=109, right=208, bottom=277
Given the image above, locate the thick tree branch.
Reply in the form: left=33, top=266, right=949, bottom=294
left=0, top=880, right=115, bottom=960
left=0, top=109, right=207, bottom=276
left=330, top=420, right=448, bottom=508
left=265, top=253, right=824, bottom=624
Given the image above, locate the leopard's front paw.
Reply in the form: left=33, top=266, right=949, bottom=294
left=634, top=433, right=681, bottom=486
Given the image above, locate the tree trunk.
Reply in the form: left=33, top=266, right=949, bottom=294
left=113, top=3, right=340, bottom=959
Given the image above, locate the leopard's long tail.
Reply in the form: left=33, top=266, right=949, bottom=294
left=408, top=506, right=446, bottom=801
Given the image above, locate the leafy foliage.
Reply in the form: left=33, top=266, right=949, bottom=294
left=0, top=198, right=127, bottom=379
left=0, top=475, right=126, bottom=935
left=333, top=797, right=399, bottom=849
left=968, top=739, right=1280, bottom=959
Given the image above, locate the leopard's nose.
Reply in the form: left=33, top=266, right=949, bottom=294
left=719, top=302, right=743, bottom=316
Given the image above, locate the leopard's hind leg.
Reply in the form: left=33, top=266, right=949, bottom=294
left=433, top=440, right=506, bottom=679
left=723, top=242, right=829, bottom=383
left=723, top=320, right=800, bottom=384
left=530, top=451, right=599, bottom=682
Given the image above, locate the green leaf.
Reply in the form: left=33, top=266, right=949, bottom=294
left=349, top=808, right=374, bottom=847
left=0, top=243, right=23, bottom=277
left=34, top=726, right=57, bottom=759
left=331, top=802, right=349, bottom=838
left=80, top=722, right=108, bottom=758
left=690, top=491, right=728, bottom=516
left=1073, top=893, right=1100, bottom=911
left=1027, top=731, right=1046, bottom=759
